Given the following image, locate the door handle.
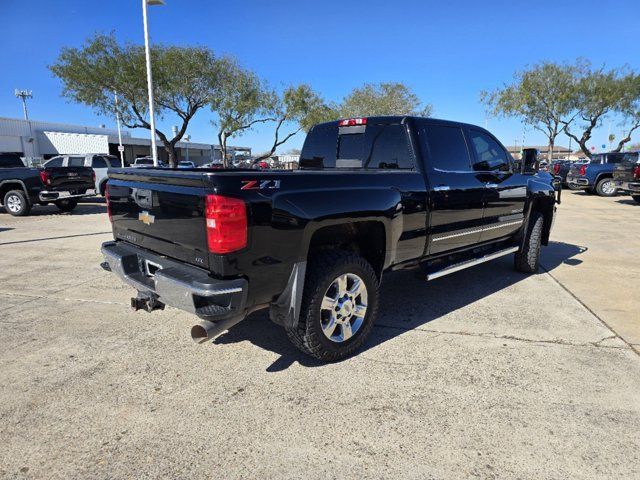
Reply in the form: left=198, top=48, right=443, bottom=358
left=485, top=183, right=499, bottom=188
left=433, top=185, right=450, bottom=191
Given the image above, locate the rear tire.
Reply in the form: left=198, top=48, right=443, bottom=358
left=3, top=190, right=31, bottom=216
left=631, top=195, right=640, bottom=204
left=515, top=211, right=543, bottom=274
left=285, top=251, right=379, bottom=362
left=595, top=177, right=617, bottom=197
left=55, top=199, right=78, bottom=212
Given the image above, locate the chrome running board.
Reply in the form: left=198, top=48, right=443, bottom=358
left=426, top=246, right=519, bottom=281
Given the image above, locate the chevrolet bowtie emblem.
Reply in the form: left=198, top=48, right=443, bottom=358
left=139, top=211, right=155, bottom=225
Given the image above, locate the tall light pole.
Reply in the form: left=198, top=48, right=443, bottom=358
left=113, top=91, right=125, bottom=165
left=142, top=0, right=164, bottom=167
left=15, top=89, right=33, bottom=121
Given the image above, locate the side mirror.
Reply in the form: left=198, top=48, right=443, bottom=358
left=521, top=148, right=538, bottom=174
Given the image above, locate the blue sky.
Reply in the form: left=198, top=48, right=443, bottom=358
left=1, top=0, right=639, bottom=153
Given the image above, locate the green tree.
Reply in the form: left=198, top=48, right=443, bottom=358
left=50, top=33, right=226, bottom=166
left=210, top=60, right=277, bottom=166
left=610, top=73, right=640, bottom=153
left=340, top=82, right=432, bottom=118
left=562, top=63, right=638, bottom=158
left=211, top=62, right=334, bottom=166
left=253, top=85, right=335, bottom=161
left=481, top=61, right=578, bottom=161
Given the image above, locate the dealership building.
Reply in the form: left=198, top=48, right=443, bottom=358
left=0, top=116, right=250, bottom=165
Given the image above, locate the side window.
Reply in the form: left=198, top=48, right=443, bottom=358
left=422, top=125, right=471, bottom=171
left=300, top=125, right=338, bottom=168
left=606, top=153, right=623, bottom=164
left=45, top=157, right=63, bottom=167
left=365, top=124, right=414, bottom=169
left=92, top=156, right=108, bottom=168
left=68, top=156, right=86, bottom=167
left=469, top=130, right=509, bottom=172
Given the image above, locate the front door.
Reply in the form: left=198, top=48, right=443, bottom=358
left=417, top=122, right=486, bottom=255
left=467, top=129, right=527, bottom=242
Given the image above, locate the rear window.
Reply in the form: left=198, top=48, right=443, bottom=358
left=301, top=122, right=414, bottom=169
left=300, top=125, right=338, bottom=168
left=68, top=156, right=85, bottom=167
left=0, top=154, right=25, bottom=168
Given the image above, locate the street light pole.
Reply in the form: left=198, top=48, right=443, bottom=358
left=113, top=91, right=125, bottom=165
left=142, top=0, right=164, bottom=167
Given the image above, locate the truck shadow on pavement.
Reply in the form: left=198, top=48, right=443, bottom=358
left=214, top=241, right=587, bottom=372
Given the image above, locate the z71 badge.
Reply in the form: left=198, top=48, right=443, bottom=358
left=241, top=179, right=281, bottom=190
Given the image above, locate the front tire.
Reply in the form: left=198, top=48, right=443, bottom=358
left=595, top=177, right=617, bottom=197
left=3, top=190, right=31, bottom=216
left=286, top=251, right=379, bottom=362
left=55, top=199, right=78, bottom=212
left=515, top=211, right=543, bottom=273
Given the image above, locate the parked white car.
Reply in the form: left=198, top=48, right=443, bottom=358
left=44, top=154, right=122, bottom=196
left=177, top=161, right=196, bottom=169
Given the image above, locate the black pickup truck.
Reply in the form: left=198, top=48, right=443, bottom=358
left=101, top=116, right=559, bottom=361
left=612, top=151, right=640, bottom=203
left=0, top=153, right=96, bottom=216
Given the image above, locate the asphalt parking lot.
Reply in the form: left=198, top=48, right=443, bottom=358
left=1, top=191, right=639, bottom=479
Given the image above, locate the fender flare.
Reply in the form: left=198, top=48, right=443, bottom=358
left=0, top=179, right=30, bottom=204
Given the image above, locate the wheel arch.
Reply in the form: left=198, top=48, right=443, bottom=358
left=0, top=180, right=29, bottom=205
left=527, top=193, right=555, bottom=246
left=307, top=221, right=387, bottom=279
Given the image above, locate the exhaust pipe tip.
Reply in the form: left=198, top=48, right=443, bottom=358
left=190, top=323, right=213, bottom=344
left=190, top=316, right=246, bottom=344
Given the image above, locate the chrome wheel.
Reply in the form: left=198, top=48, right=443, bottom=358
left=320, top=273, right=368, bottom=343
left=6, top=194, right=22, bottom=213
left=601, top=180, right=615, bottom=195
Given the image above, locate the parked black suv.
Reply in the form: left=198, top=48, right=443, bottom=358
left=0, top=152, right=95, bottom=216
left=101, top=117, right=559, bottom=361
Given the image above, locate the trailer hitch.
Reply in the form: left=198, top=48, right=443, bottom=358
left=131, top=292, right=165, bottom=313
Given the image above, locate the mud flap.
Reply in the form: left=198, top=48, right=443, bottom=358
left=269, top=261, right=307, bottom=328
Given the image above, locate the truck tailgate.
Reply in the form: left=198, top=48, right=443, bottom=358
left=44, top=166, right=94, bottom=190
left=107, top=169, right=211, bottom=269
left=613, top=158, right=637, bottom=182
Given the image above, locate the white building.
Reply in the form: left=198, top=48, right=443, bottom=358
left=0, top=116, right=250, bottom=165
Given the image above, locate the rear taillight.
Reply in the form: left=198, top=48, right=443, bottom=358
left=553, top=163, right=560, bottom=174
left=579, top=165, right=588, bottom=176
left=92, top=170, right=96, bottom=184
left=205, top=194, right=247, bottom=254
left=105, top=184, right=112, bottom=222
left=39, top=170, right=51, bottom=186
left=338, top=118, right=367, bottom=127
left=634, top=165, right=640, bottom=180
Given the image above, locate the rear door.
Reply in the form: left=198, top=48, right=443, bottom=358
left=467, top=128, right=526, bottom=243
left=417, top=121, right=486, bottom=254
